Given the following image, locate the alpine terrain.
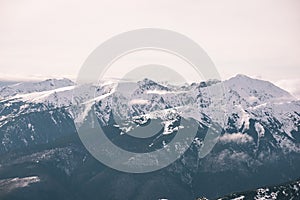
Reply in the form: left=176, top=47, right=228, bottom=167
left=0, top=74, right=299, bottom=200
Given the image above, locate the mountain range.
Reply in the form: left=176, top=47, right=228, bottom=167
left=0, top=74, right=299, bottom=200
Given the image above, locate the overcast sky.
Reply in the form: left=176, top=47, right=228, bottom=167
left=0, top=0, right=299, bottom=97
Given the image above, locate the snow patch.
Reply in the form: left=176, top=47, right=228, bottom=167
left=0, top=176, right=40, bottom=193
left=255, top=122, right=265, bottom=137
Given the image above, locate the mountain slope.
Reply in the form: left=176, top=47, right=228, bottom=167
left=0, top=75, right=299, bottom=199
left=0, top=78, right=74, bottom=98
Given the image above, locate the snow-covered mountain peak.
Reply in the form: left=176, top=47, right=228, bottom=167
left=0, top=78, right=74, bottom=98
left=136, top=78, right=170, bottom=92
left=224, top=74, right=294, bottom=105
left=0, top=75, right=300, bottom=199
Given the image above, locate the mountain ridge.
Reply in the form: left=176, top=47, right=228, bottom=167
left=0, top=74, right=299, bottom=199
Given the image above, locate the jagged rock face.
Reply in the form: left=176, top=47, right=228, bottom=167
left=0, top=100, right=76, bottom=153
left=0, top=75, right=299, bottom=199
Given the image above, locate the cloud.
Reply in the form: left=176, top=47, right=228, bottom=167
left=129, top=99, right=149, bottom=105
left=146, top=90, right=187, bottom=95
left=275, top=79, right=300, bottom=99
left=219, top=133, right=253, bottom=144
left=0, top=72, right=74, bottom=82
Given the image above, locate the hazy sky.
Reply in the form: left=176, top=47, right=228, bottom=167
left=0, top=0, right=299, bottom=96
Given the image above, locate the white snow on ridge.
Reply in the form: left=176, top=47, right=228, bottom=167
left=12, top=85, right=75, bottom=102
left=1, top=75, right=299, bottom=146
left=0, top=176, right=40, bottom=193
left=224, top=74, right=294, bottom=102
left=73, top=84, right=117, bottom=125
left=232, top=196, right=245, bottom=200
left=0, top=78, right=74, bottom=98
